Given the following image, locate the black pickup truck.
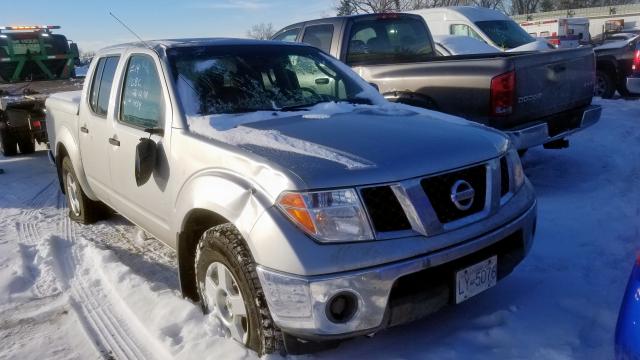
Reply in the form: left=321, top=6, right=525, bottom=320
left=593, top=35, right=640, bottom=98
left=274, top=13, right=601, bottom=151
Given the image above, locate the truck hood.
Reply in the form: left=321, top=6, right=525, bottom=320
left=189, top=104, right=509, bottom=189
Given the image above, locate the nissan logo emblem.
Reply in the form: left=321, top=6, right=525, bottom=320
left=450, top=180, right=475, bottom=211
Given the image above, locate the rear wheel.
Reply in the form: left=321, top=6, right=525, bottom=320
left=17, top=133, right=35, bottom=154
left=195, top=224, right=283, bottom=355
left=595, top=71, right=616, bottom=99
left=61, top=156, right=107, bottom=224
left=0, top=126, right=18, bottom=156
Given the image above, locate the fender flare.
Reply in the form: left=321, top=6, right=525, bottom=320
left=54, top=126, right=98, bottom=200
left=173, top=169, right=277, bottom=300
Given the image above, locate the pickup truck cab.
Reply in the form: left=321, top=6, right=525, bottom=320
left=47, top=39, right=536, bottom=355
left=274, top=13, right=601, bottom=151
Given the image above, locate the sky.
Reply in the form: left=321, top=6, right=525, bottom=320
left=1, top=0, right=335, bottom=52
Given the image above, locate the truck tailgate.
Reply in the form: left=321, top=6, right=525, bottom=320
left=508, top=47, right=595, bottom=127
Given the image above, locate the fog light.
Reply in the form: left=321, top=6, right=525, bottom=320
left=326, top=292, right=358, bottom=323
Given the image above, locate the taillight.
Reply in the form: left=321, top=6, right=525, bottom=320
left=377, top=13, right=400, bottom=20
left=32, top=120, right=41, bottom=129
left=490, top=71, right=515, bottom=116
left=632, top=49, right=640, bottom=74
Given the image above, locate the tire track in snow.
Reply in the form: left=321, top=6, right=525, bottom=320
left=10, top=174, right=170, bottom=359
left=15, top=221, right=61, bottom=298
left=13, top=180, right=64, bottom=299
left=52, top=204, right=170, bottom=360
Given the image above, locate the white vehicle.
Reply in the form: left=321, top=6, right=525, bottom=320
left=432, top=35, right=499, bottom=55
left=519, top=17, right=590, bottom=48
left=409, top=6, right=547, bottom=51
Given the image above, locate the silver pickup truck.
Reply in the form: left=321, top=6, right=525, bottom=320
left=274, top=13, right=602, bottom=151
left=46, top=39, right=536, bottom=355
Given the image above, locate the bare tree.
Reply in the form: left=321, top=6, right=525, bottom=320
left=335, top=0, right=506, bottom=14
left=511, top=0, right=542, bottom=14
left=246, top=23, right=276, bottom=40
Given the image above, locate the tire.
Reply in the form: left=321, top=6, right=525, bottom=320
left=195, top=224, right=283, bottom=355
left=61, top=156, right=106, bottom=224
left=595, top=71, right=616, bottom=99
left=17, top=133, right=35, bottom=154
left=0, top=126, right=18, bottom=156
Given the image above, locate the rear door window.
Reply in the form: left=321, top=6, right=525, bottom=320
left=346, top=16, right=434, bottom=66
left=89, top=56, right=120, bottom=117
left=120, top=54, right=165, bottom=129
left=302, top=24, right=334, bottom=53
left=273, top=28, right=300, bottom=42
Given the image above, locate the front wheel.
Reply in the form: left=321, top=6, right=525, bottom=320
left=61, top=156, right=107, bottom=224
left=195, top=224, right=283, bottom=355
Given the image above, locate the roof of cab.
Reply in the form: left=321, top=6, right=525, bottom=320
left=411, top=6, right=509, bottom=22
left=98, top=37, right=309, bottom=53
left=273, top=12, right=424, bottom=35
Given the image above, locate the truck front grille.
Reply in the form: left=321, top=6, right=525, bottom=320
left=360, top=186, right=411, bottom=233
left=359, top=158, right=510, bottom=237
left=421, top=164, right=487, bottom=224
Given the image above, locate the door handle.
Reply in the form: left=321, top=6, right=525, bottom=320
left=80, top=126, right=89, bottom=134
left=108, top=137, right=120, bottom=146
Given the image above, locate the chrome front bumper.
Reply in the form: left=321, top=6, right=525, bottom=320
left=627, top=76, right=640, bottom=95
left=506, top=105, right=601, bottom=150
left=256, top=200, right=537, bottom=338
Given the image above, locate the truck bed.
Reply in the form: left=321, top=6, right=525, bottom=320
left=361, top=47, right=595, bottom=130
left=0, top=78, right=84, bottom=110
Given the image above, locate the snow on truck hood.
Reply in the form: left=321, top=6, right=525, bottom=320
left=188, top=102, right=509, bottom=188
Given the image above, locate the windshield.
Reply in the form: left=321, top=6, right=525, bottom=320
left=167, top=45, right=370, bottom=116
left=346, top=16, right=435, bottom=65
left=475, top=20, right=535, bottom=49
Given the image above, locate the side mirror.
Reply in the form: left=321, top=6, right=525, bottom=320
left=369, top=82, right=380, bottom=92
left=135, top=138, right=157, bottom=187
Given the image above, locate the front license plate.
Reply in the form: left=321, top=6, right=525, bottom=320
left=455, top=256, right=498, bottom=304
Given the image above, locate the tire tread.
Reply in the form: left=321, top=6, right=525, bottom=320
left=194, top=224, right=283, bottom=355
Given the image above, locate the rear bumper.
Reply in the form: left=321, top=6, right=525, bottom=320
left=627, top=76, right=640, bottom=95
left=256, top=199, right=537, bottom=339
left=506, top=105, right=601, bottom=150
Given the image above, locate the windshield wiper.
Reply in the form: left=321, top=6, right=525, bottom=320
left=343, top=97, right=372, bottom=105
left=278, top=101, right=325, bottom=112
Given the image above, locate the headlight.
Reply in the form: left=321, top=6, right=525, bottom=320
left=277, top=189, right=374, bottom=242
left=507, top=148, right=525, bottom=191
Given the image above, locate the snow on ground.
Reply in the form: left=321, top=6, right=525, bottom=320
left=0, top=97, right=638, bottom=359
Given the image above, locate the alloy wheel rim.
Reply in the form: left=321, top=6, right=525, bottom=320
left=65, top=172, right=81, bottom=216
left=203, top=262, right=248, bottom=344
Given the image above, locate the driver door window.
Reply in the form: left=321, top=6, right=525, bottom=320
left=287, top=55, right=346, bottom=99
left=120, top=54, right=165, bottom=129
